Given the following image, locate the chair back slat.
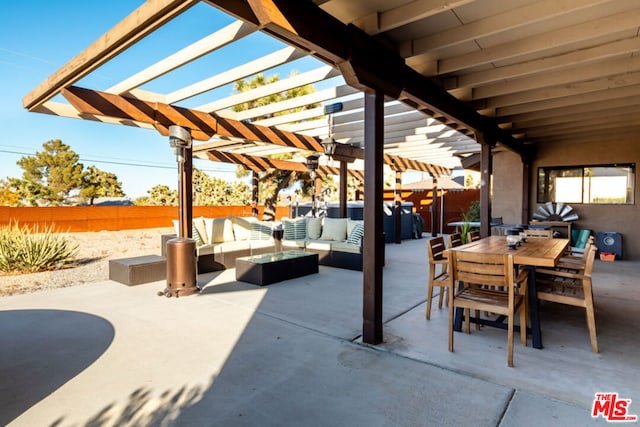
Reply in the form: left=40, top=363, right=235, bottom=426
left=428, top=237, right=447, bottom=262
left=525, top=229, right=552, bottom=238
left=448, top=233, right=463, bottom=248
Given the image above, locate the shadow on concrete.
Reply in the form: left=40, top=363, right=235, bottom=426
left=0, top=309, right=114, bottom=425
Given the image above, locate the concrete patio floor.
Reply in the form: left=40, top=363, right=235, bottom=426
left=1, top=236, right=637, bottom=426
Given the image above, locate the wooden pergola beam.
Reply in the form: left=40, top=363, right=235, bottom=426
left=23, top=0, right=199, bottom=110
left=202, top=149, right=365, bottom=181
left=219, top=0, right=522, bottom=152
left=62, top=86, right=449, bottom=176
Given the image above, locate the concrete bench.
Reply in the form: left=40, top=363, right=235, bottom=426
left=109, top=255, right=166, bottom=286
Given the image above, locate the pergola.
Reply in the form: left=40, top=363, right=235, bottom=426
left=24, top=0, right=640, bottom=343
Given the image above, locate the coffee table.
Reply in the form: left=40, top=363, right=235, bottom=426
left=235, top=250, right=319, bottom=286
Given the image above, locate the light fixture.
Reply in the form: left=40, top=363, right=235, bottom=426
left=321, top=137, right=337, bottom=157
left=305, top=154, right=320, bottom=217
left=322, top=102, right=343, bottom=160
left=305, top=154, right=320, bottom=172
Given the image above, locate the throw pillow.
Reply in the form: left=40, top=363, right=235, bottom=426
left=250, top=221, right=273, bottom=241
left=320, top=217, right=347, bottom=241
left=347, top=219, right=364, bottom=237
left=206, top=218, right=235, bottom=243
left=347, top=223, right=364, bottom=246
left=306, top=217, right=322, bottom=240
left=282, top=217, right=306, bottom=240
left=231, top=217, right=254, bottom=241
left=191, top=222, right=205, bottom=246
left=193, top=216, right=208, bottom=244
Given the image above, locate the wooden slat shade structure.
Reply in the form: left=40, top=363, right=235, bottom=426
left=61, top=86, right=449, bottom=176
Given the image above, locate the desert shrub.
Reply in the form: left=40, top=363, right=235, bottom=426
left=0, top=223, right=78, bottom=273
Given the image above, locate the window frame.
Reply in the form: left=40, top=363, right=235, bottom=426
left=536, top=163, right=635, bottom=205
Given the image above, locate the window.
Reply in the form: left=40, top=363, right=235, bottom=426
left=537, top=164, right=635, bottom=205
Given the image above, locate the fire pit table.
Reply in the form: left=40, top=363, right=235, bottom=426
left=235, top=250, right=319, bottom=286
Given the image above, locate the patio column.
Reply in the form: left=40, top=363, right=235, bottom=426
left=340, top=160, right=348, bottom=218
left=521, top=154, right=531, bottom=225
left=394, top=169, right=402, bottom=244
left=362, top=90, right=384, bottom=345
left=251, top=171, right=259, bottom=218
left=431, top=179, right=438, bottom=237
left=477, top=132, right=495, bottom=238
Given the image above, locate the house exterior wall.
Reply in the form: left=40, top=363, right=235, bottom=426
left=492, top=150, right=524, bottom=225
left=531, top=136, right=639, bottom=260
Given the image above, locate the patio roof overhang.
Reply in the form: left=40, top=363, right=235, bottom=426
left=23, top=0, right=640, bottom=344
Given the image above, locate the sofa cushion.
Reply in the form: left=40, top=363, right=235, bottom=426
left=230, top=217, right=256, bottom=241
left=330, top=241, right=361, bottom=254
left=306, top=217, right=322, bottom=239
left=250, top=240, right=275, bottom=250
left=250, top=221, right=273, bottom=240
left=320, top=217, right=347, bottom=241
left=282, top=217, right=307, bottom=240
left=282, top=239, right=306, bottom=249
left=347, top=222, right=364, bottom=246
left=205, top=218, right=235, bottom=243
left=306, top=241, right=332, bottom=252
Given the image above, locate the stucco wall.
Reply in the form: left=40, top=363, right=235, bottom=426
left=531, top=136, right=639, bottom=260
left=492, top=150, right=524, bottom=225
left=491, top=137, right=639, bottom=259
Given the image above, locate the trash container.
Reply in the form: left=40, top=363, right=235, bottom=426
left=163, top=237, right=199, bottom=297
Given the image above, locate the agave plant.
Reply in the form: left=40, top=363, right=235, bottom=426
left=0, top=222, right=78, bottom=273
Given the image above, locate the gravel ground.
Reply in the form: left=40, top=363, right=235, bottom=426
left=0, top=227, right=173, bottom=297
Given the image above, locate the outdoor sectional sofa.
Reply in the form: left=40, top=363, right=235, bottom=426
left=280, top=216, right=365, bottom=271
left=162, top=216, right=365, bottom=273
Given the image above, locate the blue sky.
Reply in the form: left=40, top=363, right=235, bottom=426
left=0, top=1, right=322, bottom=199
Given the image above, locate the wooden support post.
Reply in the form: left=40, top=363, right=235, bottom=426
left=521, top=154, right=531, bottom=225
left=362, top=90, right=384, bottom=345
left=394, top=169, right=402, bottom=244
left=431, top=179, right=438, bottom=237
left=340, top=160, right=348, bottom=218
left=477, top=132, right=494, bottom=238
left=251, top=171, right=259, bottom=218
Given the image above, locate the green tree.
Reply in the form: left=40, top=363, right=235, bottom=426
left=232, top=72, right=320, bottom=219
left=193, top=169, right=251, bottom=206
left=10, top=139, right=84, bottom=206
left=79, top=165, right=125, bottom=205
left=136, top=185, right=178, bottom=206
left=0, top=179, right=20, bottom=206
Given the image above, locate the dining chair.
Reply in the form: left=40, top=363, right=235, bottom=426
left=525, top=229, right=552, bottom=238
left=535, top=244, right=598, bottom=353
left=426, top=237, right=449, bottom=320
left=448, top=251, right=529, bottom=367
left=447, top=233, right=463, bottom=248
left=467, top=230, right=481, bottom=243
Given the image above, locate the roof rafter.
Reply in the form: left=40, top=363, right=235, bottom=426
left=219, top=0, right=521, bottom=151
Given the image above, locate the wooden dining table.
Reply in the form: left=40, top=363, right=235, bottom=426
left=446, top=235, right=570, bottom=349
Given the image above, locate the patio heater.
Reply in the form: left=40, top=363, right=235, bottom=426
left=306, top=154, right=320, bottom=217
left=162, top=125, right=199, bottom=298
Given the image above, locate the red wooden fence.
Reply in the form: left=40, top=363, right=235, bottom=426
left=0, top=206, right=290, bottom=232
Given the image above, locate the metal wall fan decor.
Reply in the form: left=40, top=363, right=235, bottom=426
left=532, top=202, right=579, bottom=222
